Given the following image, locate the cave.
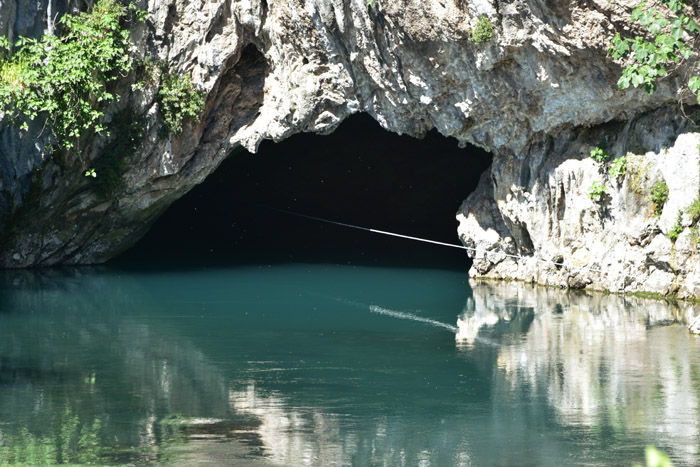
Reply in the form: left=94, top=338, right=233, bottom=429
left=116, top=114, right=492, bottom=270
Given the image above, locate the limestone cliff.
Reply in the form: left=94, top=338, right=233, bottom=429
left=0, top=0, right=698, bottom=297
left=457, top=108, right=700, bottom=298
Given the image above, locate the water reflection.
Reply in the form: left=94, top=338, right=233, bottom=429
left=0, top=268, right=234, bottom=464
left=459, top=280, right=700, bottom=465
left=1, top=268, right=700, bottom=465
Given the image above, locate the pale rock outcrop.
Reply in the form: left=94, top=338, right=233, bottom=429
left=0, top=0, right=698, bottom=301
left=458, top=107, right=700, bottom=298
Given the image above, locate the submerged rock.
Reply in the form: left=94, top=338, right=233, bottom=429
left=0, top=0, right=699, bottom=299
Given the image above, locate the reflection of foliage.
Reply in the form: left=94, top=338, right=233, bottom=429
left=0, top=407, right=107, bottom=465
left=633, top=445, right=674, bottom=467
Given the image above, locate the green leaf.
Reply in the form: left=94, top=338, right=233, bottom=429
left=610, top=34, right=629, bottom=59
left=664, top=0, right=684, bottom=13
left=689, top=75, right=700, bottom=93
left=670, top=21, right=684, bottom=40
left=618, top=75, right=631, bottom=89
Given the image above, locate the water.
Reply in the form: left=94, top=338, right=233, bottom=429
left=0, top=264, right=699, bottom=466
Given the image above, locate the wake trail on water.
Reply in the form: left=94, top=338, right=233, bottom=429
left=326, top=296, right=459, bottom=333
left=312, top=295, right=501, bottom=346
left=368, top=305, right=459, bottom=333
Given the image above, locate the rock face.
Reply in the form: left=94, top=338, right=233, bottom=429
left=0, top=0, right=698, bottom=296
left=458, top=108, right=700, bottom=298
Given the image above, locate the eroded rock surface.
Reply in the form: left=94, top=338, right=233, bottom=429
left=458, top=108, right=700, bottom=298
left=0, top=0, right=697, bottom=300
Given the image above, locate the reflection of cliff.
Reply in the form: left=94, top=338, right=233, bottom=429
left=229, top=385, right=346, bottom=466
left=228, top=383, right=475, bottom=467
left=459, top=280, right=700, bottom=465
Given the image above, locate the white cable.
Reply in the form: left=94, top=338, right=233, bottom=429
left=270, top=207, right=694, bottom=291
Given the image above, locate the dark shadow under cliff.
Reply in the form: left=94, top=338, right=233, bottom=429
left=115, top=114, right=492, bottom=270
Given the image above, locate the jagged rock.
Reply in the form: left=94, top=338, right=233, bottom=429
left=0, top=0, right=698, bottom=303
left=458, top=108, right=700, bottom=298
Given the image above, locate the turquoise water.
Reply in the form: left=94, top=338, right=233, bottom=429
left=0, top=264, right=699, bottom=466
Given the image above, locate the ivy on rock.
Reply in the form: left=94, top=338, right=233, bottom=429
left=609, top=0, right=700, bottom=102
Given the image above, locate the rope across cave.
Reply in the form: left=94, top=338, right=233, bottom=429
left=269, top=206, right=696, bottom=292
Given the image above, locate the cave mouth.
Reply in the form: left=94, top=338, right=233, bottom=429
left=115, top=114, right=492, bottom=270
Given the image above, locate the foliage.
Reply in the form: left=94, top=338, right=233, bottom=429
left=470, top=16, right=495, bottom=45
left=633, top=445, right=674, bottom=467
left=366, top=0, right=377, bottom=7
left=687, top=197, right=700, bottom=224
left=650, top=181, right=669, bottom=216
left=609, top=155, right=627, bottom=178
left=691, top=226, right=700, bottom=247
left=609, top=0, right=700, bottom=102
left=684, top=159, right=700, bottom=230
left=89, top=108, right=145, bottom=198
left=588, top=181, right=607, bottom=201
left=0, top=0, right=144, bottom=151
left=590, top=144, right=611, bottom=163
left=158, top=72, right=204, bottom=136
left=669, top=210, right=683, bottom=242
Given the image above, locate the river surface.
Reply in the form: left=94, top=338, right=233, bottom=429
left=0, top=264, right=699, bottom=466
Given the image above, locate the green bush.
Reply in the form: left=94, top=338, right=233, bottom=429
left=470, top=16, right=495, bottom=45
left=89, top=108, right=145, bottom=198
left=590, top=145, right=611, bottom=163
left=691, top=226, right=700, bottom=247
left=0, top=0, right=144, bottom=150
left=669, top=210, right=683, bottom=242
left=588, top=181, right=607, bottom=201
left=650, top=182, right=669, bottom=216
left=687, top=198, right=700, bottom=224
left=158, top=72, right=204, bottom=136
left=609, top=156, right=627, bottom=178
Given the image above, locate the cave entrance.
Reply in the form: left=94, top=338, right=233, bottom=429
left=117, top=114, right=492, bottom=270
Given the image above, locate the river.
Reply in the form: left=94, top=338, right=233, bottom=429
left=0, top=264, right=698, bottom=466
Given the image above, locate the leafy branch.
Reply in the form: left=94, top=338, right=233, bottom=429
left=609, top=0, right=700, bottom=102
left=0, top=0, right=144, bottom=151
left=158, top=72, right=204, bottom=136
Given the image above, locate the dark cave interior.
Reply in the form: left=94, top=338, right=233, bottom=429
left=116, top=114, right=492, bottom=270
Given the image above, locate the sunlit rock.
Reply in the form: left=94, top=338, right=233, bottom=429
left=0, top=0, right=695, bottom=282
